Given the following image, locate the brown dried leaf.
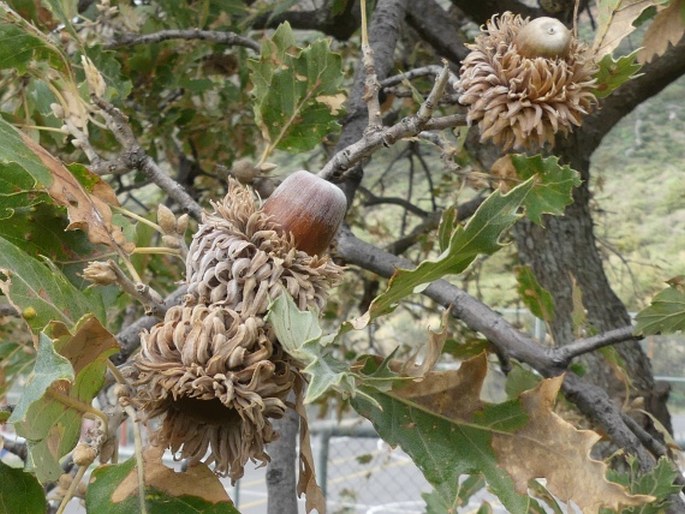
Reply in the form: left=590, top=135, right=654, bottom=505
left=19, top=133, right=128, bottom=250
left=491, top=376, right=655, bottom=513
left=593, top=0, right=659, bottom=57
left=295, top=377, right=326, bottom=514
left=111, top=446, right=234, bottom=504
left=395, top=352, right=487, bottom=420
left=638, top=0, right=685, bottom=62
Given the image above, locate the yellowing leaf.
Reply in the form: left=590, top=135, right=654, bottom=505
left=593, top=0, right=661, bottom=57
left=18, top=131, right=126, bottom=249
left=491, top=377, right=655, bottom=513
left=8, top=316, right=118, bottom=483
left=87, top=447, right=239, bottom=512
left=638, top=0, right=685, bottom=62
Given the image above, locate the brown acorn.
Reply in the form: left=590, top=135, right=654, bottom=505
left=262, top=170, right=347, bottom=256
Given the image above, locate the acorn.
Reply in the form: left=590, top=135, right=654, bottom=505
left=262, top=170, right=347, bottom=256
left=514, top=16, right=571, bottom=59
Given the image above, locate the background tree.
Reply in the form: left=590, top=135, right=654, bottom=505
left=0, top=0, right=684, bottom=513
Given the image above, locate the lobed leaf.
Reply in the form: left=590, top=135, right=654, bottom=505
left=351, top=178, right=536, bottom=329
left=353, top=355, right=653, bottom=513
left=248, top=22, right=345, bottom=153
left=267, top=293, right=354, bottom=403
left=635, top=285, right=685, bottom=334
left=509, top=154, right=581, bottom=225
left=593, top=0, right=662, bottom=57
left=638, top=0, right=685, bottom=62
left=7, top=316, right=118, bottom=483
left=594, top=50, right=643, bottom=98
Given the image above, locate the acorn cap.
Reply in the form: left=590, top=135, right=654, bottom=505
left=262, top=170, right=347, bottom=256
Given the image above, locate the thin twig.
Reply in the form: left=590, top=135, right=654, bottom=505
left=91, top=96, right=203, bottom=221
left=55, top=466, right=87, bottom=514
left=549, top=326, right=639, bottom=368
left=360, top=0, right=383, bottom=131
left=106, top=260, right=167, bottom=318
left=380, top=64, right=458, bottom=88
left=107, top=29, right=260, bottom=52
left=124, top=405, right=148, bottom=514
left=318, top=110, right=467, bottom=181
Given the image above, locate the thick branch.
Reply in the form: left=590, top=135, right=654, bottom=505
left=107, top=29, right=260, bottom=52
left=334, top=227, right=676, bottom=475
left=406, top=0, right=469, bottom=64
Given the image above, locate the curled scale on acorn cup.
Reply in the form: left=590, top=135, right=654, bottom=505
left=130, top=176, right=344, bottom=481
left=456, top=12, right=597, bottom=151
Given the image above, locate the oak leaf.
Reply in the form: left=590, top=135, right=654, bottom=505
left=491, top=376, right=655, bottom=513
left=638, top=0, right=685, bottom=62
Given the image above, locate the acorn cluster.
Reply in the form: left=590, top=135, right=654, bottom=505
left=131, top=172, right=346, bottom=481
left=456, top=12, right=597, bottom=151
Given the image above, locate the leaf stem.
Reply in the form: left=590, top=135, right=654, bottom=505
left=45, top=389, right=109, bottom=431
left=55, top=465, right=88, bottom=514
left=124, top=404, right=148, bottom=514
left=112, top=205, right=163, bottom=233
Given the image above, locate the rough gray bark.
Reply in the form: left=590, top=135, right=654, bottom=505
left=512, top=37, right=685, bottom=431
left=266, top=407, right=300, bottom=514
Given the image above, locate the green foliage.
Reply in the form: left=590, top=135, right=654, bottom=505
left=87, top=453, right=240, bottom=514
left=268, top=293, right=357, bottom=403
left=351, top=178, right=535, bottom=328
left=8, top=316, right=118, bottom=483
left=602, top=457, right=682, bottom=514
left=351, top=384, right=533, bottom=513
left=0, top=460, right=47, bottom=514
left=509, top=154, right=581, bottom=225
left=0, top=236, right=103, bottom=331
left=248, top=22, right=345, bottom=154
left=635, top=284, right=685, bottom=334
left=514, top=265, right=555, bottom=325
left=594, top=50, right=643, bottom=98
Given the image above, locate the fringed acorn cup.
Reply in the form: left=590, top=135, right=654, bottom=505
left=456, top=12, right=598, bottom=152
left=131, top=172, right=346, bottom=481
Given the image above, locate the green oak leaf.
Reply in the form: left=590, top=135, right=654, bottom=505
left=594, top=50, right=642, bottom=98
left=267, top=293, right=356, bottom=403
left=635, top=285, right=685, bottom=335
left=8, top=316, right=118, bottom=483
left=351, top=178, right=536, bottom=329
left=514, top=265, right=555, bottom=325
left=351, top=385, right=532, bottom=513
left=248, top=22, right=345, bottom=153
left=0, top=236, right=103, bottom=332
left=602, top=457, right=682, bottom=514
left=0, top=461, right=47, bottom=514
left=510, top=154, right=581, bottom=225
left=0, top=12, right=69, bottom=74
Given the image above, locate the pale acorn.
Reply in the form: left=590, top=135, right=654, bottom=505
left=456, top=12, right=597, bottom=151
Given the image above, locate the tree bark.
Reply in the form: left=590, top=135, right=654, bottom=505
left=266, top=407, right=300, bottom=514
left=511, top=37, right=685, bottom=431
